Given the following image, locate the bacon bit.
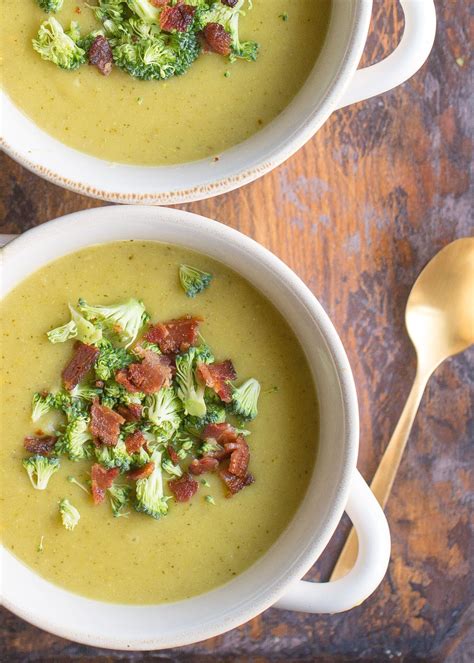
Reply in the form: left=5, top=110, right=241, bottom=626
left=189, top=456, right=219, bottom=475
left=91, top=464, right=119, bottom=505
left=220, top=470, right=254, bottom=497
left=167, top=445, right=180, bottom=465
left=127, top=462, right=155, bottom=481
left=62, top=341, right=99, bottom=391
left=116, top=403, right=142, bottom=422
left=116, top=350, right=172, bottom=394
left=95, top=380, right=105, bottom=388
left=169, top=473, right=198, bottom=502
left=88, top=35, right=113, bottom=76
left=196, top=360, right=236, bottom=402
left=227, top=437, right=249, bottom=477
left=144, top=315, right=202, bottom=354
left=124, top=430, right=146, bottom=454
left=90, top=399, right=125, bottom=447
left=74, top=6, right=81, bottom=14
left=151, top=0, right=169, bottom=5
left=202, top=23, right=231, bottom=56
left=202, top=422, right=236, bottom=446
left=160, top=3, right=196, bottom=32
left=221, top=0, right=238, bottom=6
left=23, top=435, right=56, bottom=456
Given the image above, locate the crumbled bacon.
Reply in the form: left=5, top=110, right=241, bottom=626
left=220, top=470, right=254, bottom=497
left=116, top=350, right=172, bottom=394
left=196, top=360, right=236, bottom=402
left=202, top=23, right=231, bottom=56
left=124, top=430, right=146, bottom=454
left=144, top=315, right=202, bottom=354
left=167, top=445, right=180, bottom=465
left=23, top=435, right=56, bottom=456
left=189, top=456, right=219, bottom=475
left=221, top=0, right=238, bottom=6
left=169, top=473, right=198, bottom=502
left=202, top=422, right=237, bottom=446
left=62, top=341, right=99, bottom=391
left=116, top=403, right=143, bottom=422
left=127, top=462, right=155, bottom=481
left=160, top=3, right=196, bottom=32
left=150, top=0, right=169, bottom=6
left=91, top=464, right=119, bottom=505
left=227, top=437, right=249, bottom=477
left=90, top=399, right=124, bottom=447
left=88, top=35, right=113, bottom=76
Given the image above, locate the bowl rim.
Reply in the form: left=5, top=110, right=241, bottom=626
left=0, top=206, right=359, bottom=649
left=0, top=1, right=372, bottom=204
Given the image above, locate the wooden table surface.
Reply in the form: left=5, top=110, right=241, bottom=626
left=1, top=1, right=472, bottom=660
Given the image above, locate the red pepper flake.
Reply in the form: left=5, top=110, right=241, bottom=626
left=62, top=341, right=99, bottom=391
left=145, top=315, right=202, bottom=354
left=202, top=23, right=231, bottom=56
left=220, top=470, right=254, bottom=497
left=88, top=35, right=113, bottom=76
left=124, top=430, right=146, bottom=455
left=116, top=403, right=143, bottom=422
left=196, top=360, right=236, bottom=403
left=160, top=3, right=196, bottom=32
left=169, top=473, right=198, bottom=502
left=91, top=463, right=119, bottom=505
left=23, top=435, right=56, bottom=456
left=127, top=461, right=155, bottom=481
left=189, top=456, right=219, bottom=475
left=90, top=399, right=125, bottom=447
left=116, top=350, right=172, bottom=394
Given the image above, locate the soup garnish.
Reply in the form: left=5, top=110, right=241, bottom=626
left=32, top=0, right=259, bottom=80
left=21, top=271, right=261, bottom=531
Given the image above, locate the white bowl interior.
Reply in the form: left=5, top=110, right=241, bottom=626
left=0, top=1, right=370, bottom=203
left=0, top=206, right=358, bottom=649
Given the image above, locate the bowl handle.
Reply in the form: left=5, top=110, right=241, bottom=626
left=274, top=470, right=390, bottom=613
left=335, top=0, right=436, bottom=109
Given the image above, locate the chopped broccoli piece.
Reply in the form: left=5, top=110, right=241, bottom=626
left=199, top=0, right=259, bottom=62
left=89, top=0, right=126, bottom=23
left=37, top=535, right=45, bottom=552
left=36, top=0, right=64, bottom=13
left=135, top=450, right=170, bottom=519
left=57, top=414, right=93, bottom=461
left=102, top=380, right=145, bottom=408
left=47, top=305, right=102, bottom=345
left=200, top=439, right=222, bottom=455
left=94, top=339, right=134, bottom=381
left=23, top=456, right=60, bottom=490
left=162, top=458, right=183, bottom=477
left=179, top=264, right=213, bottom=298
left=146, top=387, right=182, bottom=435
left=67, top=475, right=90, bottom=494
left=95, top=438, right=133, bottom=470
left=175, top=347, right=207, bottom=418
left=205, top=495, right=216, bottom=505
left=230, top=377, right=260, bottom=421
left=126, top=0, right=160, bottom=23
left=31, top=392, right=56, bottom=422
left=173, top=432, right=195, bottom=460
left=108, top=483, right=131, bottom=517
left=185, top=401, right=226, bottom=436
left=33, top=17, right=86, bottom=70
left=59, top=499, right=80, bottom=531
left=78, top=298, right=149, bottom=347
left=70, top=383, right=103, bottom=402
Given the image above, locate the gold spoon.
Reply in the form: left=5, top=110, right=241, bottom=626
left=330, top=237, right=474, bottom=581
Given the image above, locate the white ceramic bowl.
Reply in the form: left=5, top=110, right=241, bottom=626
left=0, top=205, right=390, bottom=650
left=0, top=1, right=436, bottom=204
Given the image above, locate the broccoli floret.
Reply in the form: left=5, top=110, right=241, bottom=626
left=135, top=450, right=170, bottom=519
left=102, top=380, right=145, bottom=408
left=89, top=0, right=126, bottom=23
left=185, top=401, right=226, bottom=436
left=162, top=458, right=183, bottom=477
left=126, top=0, right=160, bottom=23
left=33, top=17, right=86, bottom=70
left=57, top=414, right=93, bottom=461
left=179, top=264, right=213, bottom=298
left=78, top=298, right=149, bottom=347
left=31, top=392, right=56, bottom=422
left=230, top=377, right=260, bottom=421
left=36, top=0, right=64, bottom=13
left=146, top=387, right=182, bottom=435
left=70, top=383, right=103, bottom=402
left=59, top=499, right=80, bottom=531
left=200, top=0, right=259, bottom=62
left=173, top=432, right=195, bottom=460
left=47, top=305, right=102, bottom=345
left=95, top=438, right=133, bottom=471
left=94, top=339, right=134, bottom=381
left=175, top=347, right=207, bottom=418
left=108, top=483, right=131, bottom=517
left=23, top=456, right=60, bottom=490
left=67, top=475, right=90, bottom=494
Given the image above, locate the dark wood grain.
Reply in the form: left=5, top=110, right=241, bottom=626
left=1, top=0, right=472, bottom=660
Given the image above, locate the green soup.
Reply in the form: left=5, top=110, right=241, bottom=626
left=0, top=0, right=331, bottom=165
left=0, top=241, right=318, bottom=604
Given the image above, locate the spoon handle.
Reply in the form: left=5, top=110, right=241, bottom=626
left=329, top=368, right=429, bottom=582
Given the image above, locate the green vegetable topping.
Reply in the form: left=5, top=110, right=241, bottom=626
left=230, top=377, right=260, bottom=421
left=108, top=483, right=131, bottom=517
left=135, top=450, right=170, bottom=519
left=205, top=495, right=216, bottom=505
left=279, top=12, right=289, bottom=21
left=47, top=305, right=103, bottom=345
left=36, top=0, right=64, bottom=13
left=33, top=17, right=86, bottom=70
left=59, top=498, right=81, bottom=531
left=78, top=298, right=149, bottom=347
left=175, top=348, right=207, bottom=418
left=199, top=0, right=259, bottom=62
left=23, top=455, right=60, bottom=490
left=67, top=475, right=90, bottom=494
left=179, top=264, right=213, bottom=298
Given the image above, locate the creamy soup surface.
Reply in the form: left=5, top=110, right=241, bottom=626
left=0, top=241, right=318, bottom=604
left=0, top=0, right=331, bottom=165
